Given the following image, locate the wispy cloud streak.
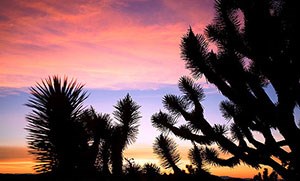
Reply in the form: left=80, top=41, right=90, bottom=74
left=0, top=0, right=214, bottom=89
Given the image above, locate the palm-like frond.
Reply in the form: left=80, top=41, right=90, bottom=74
left=95, top=113, right=113, bottom=137
left=81, top=107, right=113, bottom=138
left=203, top=147, right=239, bottom=167
left=213, top=124, right=228, bottom=136
left=113, top=94, right=141, bottom=125
left=230, top=123, right=245, bottom=143
left=163, top=95, right=188, bottom=117
left=178, top=125, right=196, bottom=139
left=151, top=111, right=177, bottom=132
left=206, top=0, right=243, bottom=52
left=180, top=28, right=209, bottom=78
left=188, top=143, right=205, bottom=170
left=153, top=134, right=181, bottom=173
left=219, top=100, right=236, bottom=120
left=179, top=76, right=205, bottom=106
left=212, top=124, right=232, bottom=154
left=187, top=109, right=206, bottom=132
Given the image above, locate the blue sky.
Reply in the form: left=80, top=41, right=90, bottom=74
left=0, top=82, right=226, bottom=147
left=1, top=0, right=299, bottom=177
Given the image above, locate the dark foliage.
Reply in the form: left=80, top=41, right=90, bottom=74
left=80, top=107, right=113, bottom=175
left=110, top=94, right=141, bottom=176
left=142, top=163, right=161, bottom=177
left=153, top=134, right=182, bottom=175
left=0, top=173, right=226, bottom=181
left=26, top=81, right=142, bottom=177
left=151, top=0, right=300, bottom=180
left=25, top=76, right=88, bottom=175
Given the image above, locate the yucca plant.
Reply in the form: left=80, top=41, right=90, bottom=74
left=25, top=76, right=88, bottom=174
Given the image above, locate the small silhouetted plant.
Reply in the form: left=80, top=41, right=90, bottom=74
left=185, top=164, right=195, bottom=175
left=142, top=163, right=161, bottom=177
left=123, top=158, right=142, bottom=177
left=153, top=134, right=182, bottom=175
left=25, top=76, right=88, bottom=174
left=253, top=168, right=278, bottom=181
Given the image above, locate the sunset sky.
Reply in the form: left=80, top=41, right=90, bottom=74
left=0, top=0, right=280, bottom=178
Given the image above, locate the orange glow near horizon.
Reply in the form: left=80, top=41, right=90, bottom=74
left=0, top=146, right=34, bottom=174
left=0, top=161, right=35, bottom=174
left=0, top=1, right=288, bottom=179
left=0, top=146, right=269, bottom=178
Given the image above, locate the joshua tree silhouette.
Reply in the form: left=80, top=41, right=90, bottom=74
left=151, top=0, right=300, bottom=180
left=81, top=94, right=141, bottom=176
left=110, top=94, right=141, bottom=176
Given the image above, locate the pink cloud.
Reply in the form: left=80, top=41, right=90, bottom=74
left=0, top=0, right=214, bottom=89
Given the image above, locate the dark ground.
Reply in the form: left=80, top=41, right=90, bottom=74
left=0, top=173, right=252, bottom=181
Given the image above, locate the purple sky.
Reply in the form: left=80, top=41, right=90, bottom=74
left=1, top=0, right=297, bottom=177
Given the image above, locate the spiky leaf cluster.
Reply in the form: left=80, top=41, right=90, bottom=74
left=113, top=94, right=141, bottom=147
left=153, top=134, right=181, bottom=173
left=25, top=76, right=88, bottom=173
